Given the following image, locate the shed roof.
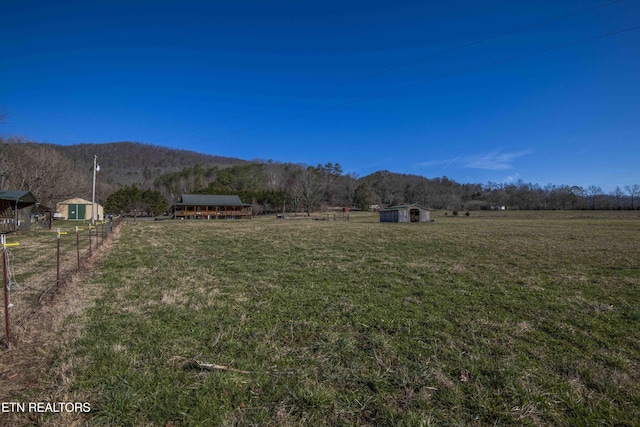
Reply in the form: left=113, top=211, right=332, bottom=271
left=0, top=190, right=39, bottom=209
left=58, top=197, right=94, bottom=205
left=380, top=204, right=429, bottom=212
left=178, top=194, right=251, bottom=206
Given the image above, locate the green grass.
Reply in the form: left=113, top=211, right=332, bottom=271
left=34, top=212, right=640, bottom=425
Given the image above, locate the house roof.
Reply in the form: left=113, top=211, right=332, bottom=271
left=178, top=194, right=251, bottom=207
left=0, top=190, right=39, bottom=209
left=380, top=204, right=429, bottom=212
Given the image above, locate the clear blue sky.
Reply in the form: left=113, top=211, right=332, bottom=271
left=2, top=0, right=638, bottom=191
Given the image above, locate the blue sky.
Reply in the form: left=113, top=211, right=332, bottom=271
left=1, top=0, right=638, bottom=191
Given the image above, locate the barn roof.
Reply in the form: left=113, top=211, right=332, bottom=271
left=0, top=190, right=39, bottom=209
left=380, top=204, right=429, bottom=212
left=58, top=197, right=94, bottom=205
left=178, top=194, right=251, bottom=206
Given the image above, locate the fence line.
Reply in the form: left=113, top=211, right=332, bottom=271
left=2, top=217, right=121, bottom=349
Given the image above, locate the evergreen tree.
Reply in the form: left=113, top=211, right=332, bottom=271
left=105, top=185, right=168, bottom=216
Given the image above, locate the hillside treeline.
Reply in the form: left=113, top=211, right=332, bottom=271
left=153, top=162, right=640, bottom=213
left=59, top=141, right=248, bottom=188
left=0, top=137, right=247, bottom=209
left=0, top=137, right=95, bottom=208
left=1, top=137, right=638, bottom=214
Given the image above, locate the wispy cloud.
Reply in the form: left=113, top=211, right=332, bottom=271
left=464, top=150, right=532, bottom=171
left=415, top=154, right=462, bottom=171
left=415, top=159, right=446, bottom=168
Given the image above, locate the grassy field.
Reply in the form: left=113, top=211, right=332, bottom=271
left=11, top=211, right=640, bottom=425
left=0, top=219, right=117, bottom=416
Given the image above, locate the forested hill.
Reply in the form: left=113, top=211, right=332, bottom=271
left=58, top=141, right=249, bottom=187
left=1, top=137, right=637, bottom=212
left=0, top=137, right=250, bottom=207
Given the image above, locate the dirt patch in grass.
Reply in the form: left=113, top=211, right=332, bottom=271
left=0, top=222, right=124, bottom=410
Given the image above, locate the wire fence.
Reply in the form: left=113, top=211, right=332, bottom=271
left=2, top=217, right=122, bottom=349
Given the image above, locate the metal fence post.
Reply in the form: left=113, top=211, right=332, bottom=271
left=76, top=226, right=84, bottom=272
left=57, top=229, right=60, bottom=289
left=2, top=238, right=10, bottom=348
left=56, top=228, right=68, bottom=290
left=88, top=225, right=93, bottom=257
left=2, top=235, right=18, bottom=348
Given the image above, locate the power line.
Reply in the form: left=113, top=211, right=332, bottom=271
left=152, top=0, right=624, bottom=145
left=181, top=26, right=640, bottom=146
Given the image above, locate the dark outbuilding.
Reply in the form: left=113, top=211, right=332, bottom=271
left=379, top=204, right=430, bottom=223
left=0, top=190, right=39, bottom=232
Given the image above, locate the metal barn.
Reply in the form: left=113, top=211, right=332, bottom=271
left=379, top=204, right=431, bottom=223
left=56, top=197, right=104, bottom=221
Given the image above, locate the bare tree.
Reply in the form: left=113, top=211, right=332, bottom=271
left=0, top=112, right=10, bottom=187
left=298, top=166, right=321, bottom=216
left=339, top=172, right=359, bottom=207
left=263, top=160, right=286, bottom=191
left=611, top=186, right=625, bottom=210
left=586, top=185, right=603, bottom=210
left=3, top=141, right=88, bottom=207
left=625, top=184, right=639, bottom=209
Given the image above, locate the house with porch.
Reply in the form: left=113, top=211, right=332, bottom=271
left=173, top=194, right=252, bottom=219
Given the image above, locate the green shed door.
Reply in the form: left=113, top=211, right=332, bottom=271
left=69, top=204, right=86, bottom=220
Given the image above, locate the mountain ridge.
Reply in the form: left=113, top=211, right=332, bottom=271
left=57, top=141, right=251, bottom=187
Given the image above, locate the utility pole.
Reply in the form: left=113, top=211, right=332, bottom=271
left=92, top=155, right=99, bottom=224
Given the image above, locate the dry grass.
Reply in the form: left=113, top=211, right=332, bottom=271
left=0, top=221, right=123, bottom=426
left=3, top=211, right=640, bottom=426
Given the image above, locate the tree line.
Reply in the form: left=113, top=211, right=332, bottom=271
left=153, top=161, right=640, bottom=214
left=1, top=136, right=638, bottom=215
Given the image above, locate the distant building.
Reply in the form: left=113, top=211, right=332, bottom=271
left=56, top=197, right=104, bottom=221
left=0, top=190, right=39, bottom=232
left=379, top=204, right=431, bottom=223
left=480, top=204, right=507, bottom=211
left=173, top=194, right=252, bottom=219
